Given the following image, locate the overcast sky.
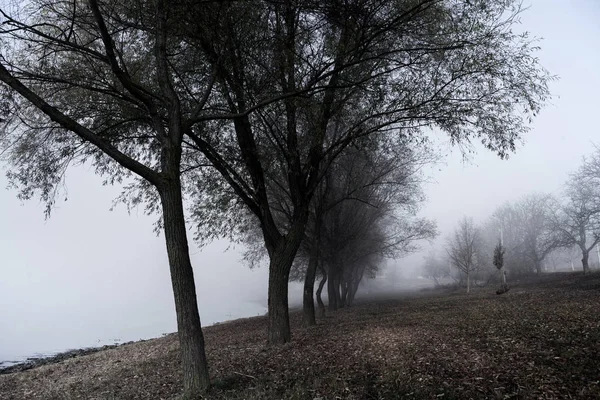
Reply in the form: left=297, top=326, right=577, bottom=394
left=1, top=0, right=599, bottom=362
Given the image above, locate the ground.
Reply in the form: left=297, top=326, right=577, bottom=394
left=2, top=272, right=600, bottom=399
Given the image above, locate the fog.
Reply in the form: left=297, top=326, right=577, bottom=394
left=1, top=0, right=599, bottom=363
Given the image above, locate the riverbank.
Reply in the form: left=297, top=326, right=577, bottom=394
left=2, top=272, right=600, bottom=399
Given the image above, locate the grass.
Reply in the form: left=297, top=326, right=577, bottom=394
left=2, top=272, right=600, bottom=399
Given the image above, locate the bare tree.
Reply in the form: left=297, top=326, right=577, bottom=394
left=550, top=169, right=600, bottom=274
left=515, top=194, right=562, bottom=274
left=422, top=251, right=447, bottom=287
left=447, top=217, right=481, bottom=293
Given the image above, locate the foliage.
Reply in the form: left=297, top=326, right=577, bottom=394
left=493, top=240, right=505, bottom=270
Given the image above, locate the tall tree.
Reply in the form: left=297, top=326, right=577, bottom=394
left=2, top=0, right=553, bottom=349
left=447, top=216, right=481, bottom=293
left=0, top=1, right=214, bottom=395
left=186, top=0, right=552, bottom=343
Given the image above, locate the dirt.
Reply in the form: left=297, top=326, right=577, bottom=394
left=2, top=272, right=600, bottom=399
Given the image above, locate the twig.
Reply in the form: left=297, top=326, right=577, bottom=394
left=233, top=371, right=256, bottom=380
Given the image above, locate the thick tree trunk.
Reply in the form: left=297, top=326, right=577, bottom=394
left=341, top=280, right=348, bottom=307
left=316, top=264, right=327, bottom=318
left=302, top=248, right=318, bottom=326
left=582, top=251, right=590, bottom=274
left=266, top=222, right=306, bottom=344
left=267, top=249, right=292, bottom=344
left=347, top=276, right=361, bottom=306
left=160, top=181, right=210, bottom=397
left=534, top=260, right=542, bottom=275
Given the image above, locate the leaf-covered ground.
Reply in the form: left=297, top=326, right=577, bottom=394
left=2, top=272, right=600, bottom=399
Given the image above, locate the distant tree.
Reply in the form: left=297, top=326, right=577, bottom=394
left=493, top=240, right=509, bottom=294
left=422, top=251, right=447, bottom=287
left=447, top=217, right=481, bottom=293
left=550, top=169, right=600, bottom=274
left=515, top=194, right=562, bottom=274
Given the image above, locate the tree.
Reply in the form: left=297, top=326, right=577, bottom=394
left=290, top=142, right=436, bottom=317
left=550, top=168, right=600, bottom=274
left=0, top=1, right=213, bottom=395
left=2, top=0, right=553, bottom=349
left=493, top=240, right=509, bottom=294
left=422, top=251, right=448, bottom=287
left=309, top=142, right=436, bottom=311
left=514, top=194, right=561, bottom=274
left=169, top=0, right=552, bottom=343
left=447, top=217, right=481, bottom=293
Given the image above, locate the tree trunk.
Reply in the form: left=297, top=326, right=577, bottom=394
left=336, top=274, right=345, bottom=308
left=267, top=247, right=293, bottom=344
left=327, top=266, right=338, bottom=311
left=160, top=180, right=210, bottom=397
left=316, top=264, right=327, bottom=318
left=266, top=220, right=306, bottom=344
left=347, top=279, right=359, bottom=306
left=534, top=260, right=542, bottom=275
left=582, top=251, right=590, bottom=274
left=341, top=280, right=348, bottom=307
left=466, top=270, right=470, bottom=294
left=302, top=247, right=318, bottom=326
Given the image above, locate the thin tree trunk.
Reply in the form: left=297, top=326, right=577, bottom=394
left=336, top=274, right=344, bottom=308
left=327, top=266, right=338, bottom=311
left=302, top=248, right=318, bottom=326
left=466, top=270, right=470, bottom=294
left=160, top=180, right=210, bottom=397
left=316, top=263, right=327, bottom=318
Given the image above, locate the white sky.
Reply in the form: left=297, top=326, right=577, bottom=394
left=1, top=0, right=599, bottom=361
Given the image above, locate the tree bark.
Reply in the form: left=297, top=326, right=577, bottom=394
left=466, top=270, right=471, bottom=294
left=316, top=264, right=327, bottom=318
left=160, top=179, right=210, bottom=397
left=534, top=260, right=542, bottom=275
left=341, top=280, right=348, bottom=307
left=266, top=220, right=306, bottom=344
left=302, top=247, right=318, bottom=326
left=582, top=251, right=590, bottom=274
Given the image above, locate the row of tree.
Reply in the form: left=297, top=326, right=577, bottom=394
left=0, top=0, right=551, bottom=396
left=426, top=147, right=600, bottom=290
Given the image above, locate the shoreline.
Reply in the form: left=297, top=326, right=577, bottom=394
left=0, top=340, right=144, bottom=375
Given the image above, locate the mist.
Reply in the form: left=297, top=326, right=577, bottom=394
left=1, top=0, right=599, bottom=369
